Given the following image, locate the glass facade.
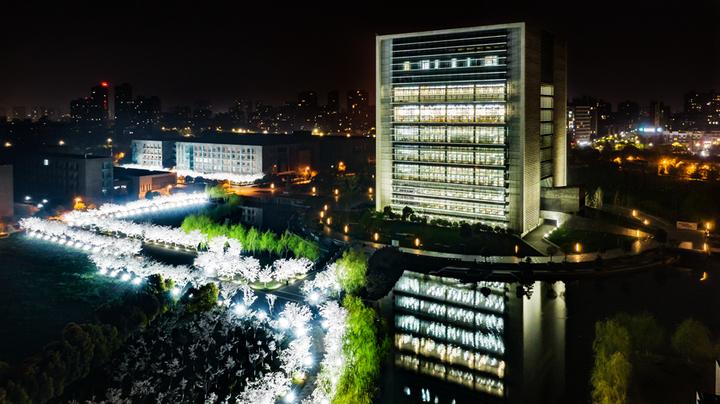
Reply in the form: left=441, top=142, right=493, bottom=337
left=175, top=142, right=262, bottom=175
left=385, top=30, right=509, bottom=226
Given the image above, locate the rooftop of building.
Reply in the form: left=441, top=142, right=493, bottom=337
left=114, top=167, right=175, bottom=178
left=134, top=132, right=316, bottom=147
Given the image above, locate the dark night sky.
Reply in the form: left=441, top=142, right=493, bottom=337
left=0, top=2, right=718, bottom=113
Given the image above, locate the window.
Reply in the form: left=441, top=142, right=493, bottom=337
left=419, top=126, right=446, bottom=142
left=484, top=55, right=499, bottom=66
left=43, top=159, right=49, bottom=166
left=395, top=126, right=419, bottom=142
left=434, top=59, right=440, bottom=69
left=466, top=57, right=472, bottom=67
left=394, top=106, right=420, bottom=123
left=419, top=86, right=445, bottom=102
left=394, top=86, right=419, bottom=102
left=476, top=105, right=505, bottom=123
left=420, top=60, right=430, bottom=70
left=446, top=85, right=474, bottom=101
left=420, top=105, right=446, bottom=123
left=403, top=61, right=411, bottom=71
left=446, top=104, right=475, bottom=123
left=450, top=58, right=458, bottom=68
left=447, top=126, right=474, bottom=143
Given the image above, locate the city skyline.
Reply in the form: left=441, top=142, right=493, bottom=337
left=1, top=3, right=718, bottom=113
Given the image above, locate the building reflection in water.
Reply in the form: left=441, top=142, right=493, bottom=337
left=384, top=271, right=566, bottom=404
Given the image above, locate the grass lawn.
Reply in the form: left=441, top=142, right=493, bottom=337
left=346, top=220, right=539, bottom=256
left=547, top=227, right=636, bottom=253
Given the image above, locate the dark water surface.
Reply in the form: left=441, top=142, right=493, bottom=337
left=377, top=264, right=720, bottom=403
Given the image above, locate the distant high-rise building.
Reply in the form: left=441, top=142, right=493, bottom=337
left=617, top=100, right=640, bottom=131
left=229, top=99, right=253, bottom=127
left=114, top=83, right=133, bottom=127
left=327, top=90, right=340, bottom=112
left=90, top=82, right=110, bottom=120
left=569, top=105, right=594, bottom=145
left=347, top=89, right=370, bottom=135
left=296, top=91, right=319, bottom=131
left=683, top=91, right=720, bottom=130
left=648, top=100, right=670, bottom=128
left=71, top=82, right=111, bottom=124
left=133, top=96, right=161, bottom=127
left=347, top=89, right=369, bottom=113
left=11, top=106, right=27, bottom=121
left=297, top=91, right=318, bottom=109
left=376, top=23, right=567, bottom=234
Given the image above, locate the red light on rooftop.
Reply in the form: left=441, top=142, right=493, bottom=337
left=100, top=81, right=108, bottom=87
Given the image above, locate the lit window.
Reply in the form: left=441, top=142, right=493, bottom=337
left=466, top=57, right=472, bottom=67
left=450, top=58, right=458, bottom=68
left=420, top=60, right=430, bottom=70
left=43, top=159, right=49, bottom=166
left=434, top=59, right=440, bottom=69
left=403, top=61, right=411, bottom=71
left=484, top=55, right=499, bottom=66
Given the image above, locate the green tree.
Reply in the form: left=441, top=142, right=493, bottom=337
left=245, top=228, right=260, bottom=253
left=401, top=206, right=414, bottom=221
left=334, top=296, right=382, bottom=404
left=614, top=312, right=664, bottom=355
left=259, top=230, right=276, bottom=253
left=672, top=318, right=714, bottom=364
left=335, top=248, right=367, bottom=295
left=591, top=319, right=631, bottom=404
left=185, top=283, right=219, bottom=313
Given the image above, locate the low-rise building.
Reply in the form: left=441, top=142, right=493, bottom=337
left=130, top=139, right=175, bottom=168
left=14, top=152, right=113, bottom=205
left=114, top=167, right=177, bottom=200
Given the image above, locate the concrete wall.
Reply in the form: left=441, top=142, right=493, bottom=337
left=0, top=165, right=13, bottom=218
left=540, top=186, right=582, bottom=213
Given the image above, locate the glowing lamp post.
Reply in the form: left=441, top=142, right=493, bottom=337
left=343, top=224, right=349, bottom=234
left=333, top=189, right=339, bottom=196
left=574, top=242, right=582, bottom=253
left=311, top=186, right=316, bottom=194
left=632, top=209, right=638, bottom=217
left=326, top=217, right=332, bottom=226
left=414, top=237, right=421, bottom=247
left=373, top=232, right=379, bottom=242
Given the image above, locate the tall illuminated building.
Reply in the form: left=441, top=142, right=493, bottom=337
left=376, top=23, right=567, bottom=234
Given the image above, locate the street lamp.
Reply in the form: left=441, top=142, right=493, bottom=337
left=414, top=237, right=421, bottom=247
left=574, top=242, right=582, bottom=253
left=343, top=224, right=349, bottom=234
left=373, top=232, right=379, bottom=242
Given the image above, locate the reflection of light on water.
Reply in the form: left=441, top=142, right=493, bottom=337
left=393, top=271, right=506, bottom=398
